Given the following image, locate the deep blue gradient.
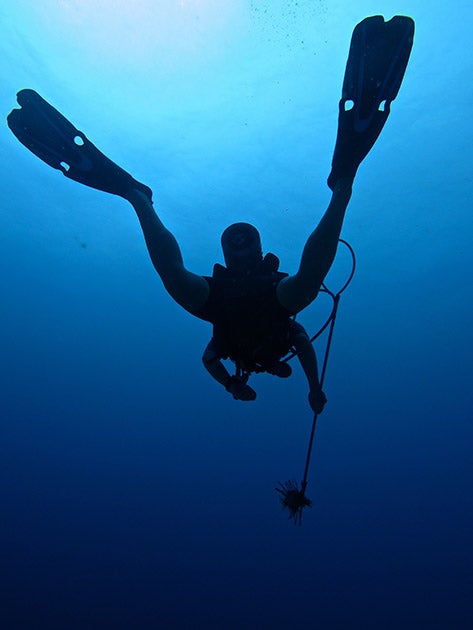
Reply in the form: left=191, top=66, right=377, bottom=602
left=1, top=1, right=472, bottom=628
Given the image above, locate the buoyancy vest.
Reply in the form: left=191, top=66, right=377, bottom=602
left=195, top=253, right=293, bottom=371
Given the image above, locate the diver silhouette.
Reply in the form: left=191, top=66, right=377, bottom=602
left=7, top=15, right=414, bottom=415
left=125, top=180, right=352, bottom=413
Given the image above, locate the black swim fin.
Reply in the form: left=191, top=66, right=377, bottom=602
left=327, top=15, right=415, bottom=190
left=7, top=89, right=152, bottom=201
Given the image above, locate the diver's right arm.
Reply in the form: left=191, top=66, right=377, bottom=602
left=126, top=189, right=209, bottom=315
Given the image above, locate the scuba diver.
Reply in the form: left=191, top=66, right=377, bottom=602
left=7, top=15, right=414, bottom=415
left=126, top=178, right=353, bottom=414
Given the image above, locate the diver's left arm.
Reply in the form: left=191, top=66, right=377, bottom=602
left=202, top=340, right=256, bottom=402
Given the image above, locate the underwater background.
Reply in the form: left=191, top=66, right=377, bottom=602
left=1, top=1, right=472, bottom=628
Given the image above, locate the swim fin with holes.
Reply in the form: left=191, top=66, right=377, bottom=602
left=7, top=89, right=152, bottom=200
left=327, top=15, right=415, bottom=190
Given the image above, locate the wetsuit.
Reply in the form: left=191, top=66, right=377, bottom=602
left=196, top=257, right=295, bottom=373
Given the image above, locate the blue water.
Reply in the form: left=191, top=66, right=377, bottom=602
left=2, top=1, right=472, bottom=628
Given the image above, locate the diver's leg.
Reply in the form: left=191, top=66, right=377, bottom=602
left=127, top=189, right=209, bottom=314
left=277, top=177, right=353, bottom=313
left=299, top=176, right=353, bottom=285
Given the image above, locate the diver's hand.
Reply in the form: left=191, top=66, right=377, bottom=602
left=309, top=388, right=327, bottom=414
left=226, top=376, right=257, bottom=402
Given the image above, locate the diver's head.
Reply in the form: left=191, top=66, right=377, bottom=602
left=221, top=222, right=263, bottom=273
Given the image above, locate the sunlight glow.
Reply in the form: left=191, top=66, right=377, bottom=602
left=40, top=0, right=245, bottom=70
